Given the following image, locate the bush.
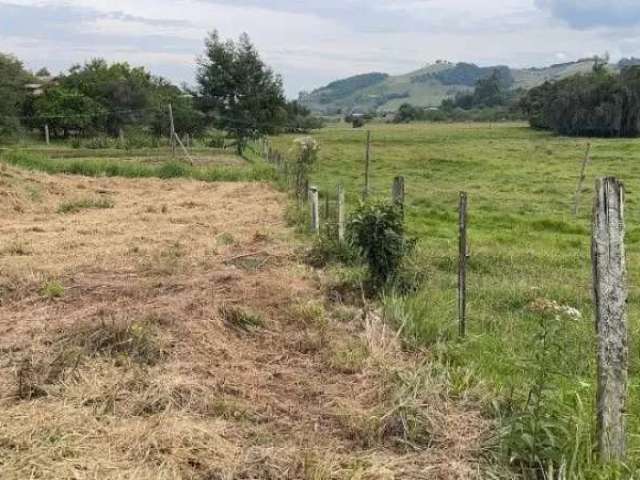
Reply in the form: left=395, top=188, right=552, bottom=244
left=347, top=201, right=414, bottom=290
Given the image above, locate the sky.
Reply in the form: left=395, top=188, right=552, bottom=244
left=1, top=0, right=640, bottom=97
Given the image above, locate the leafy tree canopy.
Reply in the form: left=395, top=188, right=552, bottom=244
left=196, top=31, right=287, bottom=153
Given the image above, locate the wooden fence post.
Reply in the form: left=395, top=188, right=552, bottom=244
left=337, top=184, right=345, bottom=243
left=458, top=192, right=468, bottom=338
left=309, top=186, right=320, bottom=235
left=592, top=177, right=628, bottom=462
left=573, top=143, right=592, bottom=216
left=392, top=176, right=405, bottom=214
left=44, top=124, right=50, bottom=146
left=363, top=130, right=371, bottom=201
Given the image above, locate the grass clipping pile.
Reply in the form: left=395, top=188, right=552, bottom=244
left=0, top=163, right=488, bottom=479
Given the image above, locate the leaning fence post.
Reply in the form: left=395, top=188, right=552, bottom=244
left=309, top=186, right=320, bottom=235
left=458, top=192, right=468, bottom=338
left=337, top=184, right=345, bottom=243
left=168, top=103, right=176, bottom=157
left=573, top=142, right=592, bottom=216
left=392, top=176, right=405, bottom=214
left=592, top=177, right=628, bottom=462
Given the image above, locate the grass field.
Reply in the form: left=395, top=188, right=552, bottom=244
left=3, top=123, right=640, bottom=477
left=272, top=122, right=640, bottom=477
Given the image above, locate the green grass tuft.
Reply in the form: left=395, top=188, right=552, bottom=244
left=57, top=198, right=114, bottom=214
left=0, top=150, right=277, bottom=183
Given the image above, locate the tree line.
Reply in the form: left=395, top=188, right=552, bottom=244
left=521, top=65, right=640, bottom=137
left=0, top=31, right=322, bottom=153
left=394, top=69, right=524, bottom=124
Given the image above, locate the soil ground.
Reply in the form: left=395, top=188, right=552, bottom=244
left=0, top=163, right=488, bottom=479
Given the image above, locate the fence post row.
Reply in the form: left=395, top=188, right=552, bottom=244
left=309, top=186, right=320, bottom=235
left=458, top=192, right=468, bottom=338
left=592, top=176, right=628, bottom=462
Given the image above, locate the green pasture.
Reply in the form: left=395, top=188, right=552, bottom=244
left=273, top=122, right=640, bottom=477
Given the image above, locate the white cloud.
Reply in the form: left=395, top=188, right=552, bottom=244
left=1, top=0, right=639, bottom=97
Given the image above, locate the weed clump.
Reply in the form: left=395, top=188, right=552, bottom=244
left=219, top=304, right=264, bottom=332
left=57, top=197, right=114, bottom=214
left=41, top=280, right=64, bottom=299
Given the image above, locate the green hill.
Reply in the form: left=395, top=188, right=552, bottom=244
left=300, top=58, right=601, bottom=114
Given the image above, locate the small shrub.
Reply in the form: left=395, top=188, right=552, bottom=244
left=57, top=198, right=114, bottom=214
left=41, top=280, right=64, bottom=299
left=348, top=201, right=415, bottom=291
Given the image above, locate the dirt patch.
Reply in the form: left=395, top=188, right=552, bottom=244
left=0, top=164, right=489, bottom=479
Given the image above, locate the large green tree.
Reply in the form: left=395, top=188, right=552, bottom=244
left=62, top=59, right=153, bottom=135
left=196, top=31, right=287, bottom=154
left=0, top=53, right=32, bottom=138
left=31, top=87, right=105, bottom=138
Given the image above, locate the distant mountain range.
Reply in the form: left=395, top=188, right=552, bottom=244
left=299, top=58, right=640, bottom=114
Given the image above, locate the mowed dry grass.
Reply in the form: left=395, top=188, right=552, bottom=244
left=0, top=163, right=489, bottom=479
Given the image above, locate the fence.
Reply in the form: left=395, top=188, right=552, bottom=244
left=251, top=132, right=631, bottom=463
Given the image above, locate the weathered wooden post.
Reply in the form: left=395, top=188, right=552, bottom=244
left=592, top=177, right=628, bottom=462
left=573, top=143, right=592, bottom=216
left=337, top=184, right=345, bottom=243
left=392, top=176, right=405, bottom=214
left=458, top=192, right=468, bottom=338
left=309, top=186, right=320, bottom=235
left=363, top=130, right=371, bottom=201
left=118, top=128, right=125, bottom=146
left=44, top=124, right=50, bottom=146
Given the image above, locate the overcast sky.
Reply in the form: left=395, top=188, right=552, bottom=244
left=2, top=0, right=640, bottom=97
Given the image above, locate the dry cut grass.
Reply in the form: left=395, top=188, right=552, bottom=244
left=0, top=163, right=490, bottom=479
